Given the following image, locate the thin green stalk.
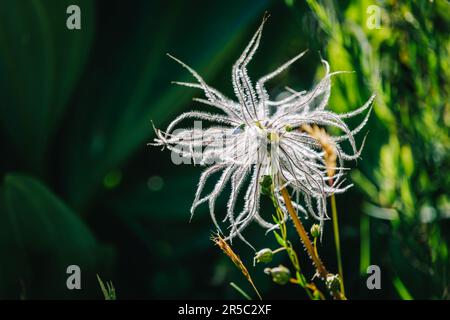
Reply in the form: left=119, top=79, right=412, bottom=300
left=393, top=277, right=413, bottom=300
left=270, top=193, right=323, bottom=300
left=272, top=247, right=286, bottom=254
left=230, top=282, right=252, bottom=300
left=360, top=214, right=371, bottom=275
left=330, top=193, right=345, bottom=296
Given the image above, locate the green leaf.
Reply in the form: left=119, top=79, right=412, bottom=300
left=400, top=145, right=414, bottom=177
left=0, top=174, right=113, bottom=299
left=0, top=0, right=94, bottom=173
left=62, top=0, right=271, bottom=208
left=393, top=277, right=414, bottom=300
left=351, top=170, right=379, bottom=201
left=273, top=231, right=286, bottom=247
left=97, top=274, right=116, bottom=300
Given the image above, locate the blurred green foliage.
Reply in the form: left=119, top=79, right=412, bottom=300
left=304, top=0, right=449, bottom=299
left=0, top=0, right=448, bottom=299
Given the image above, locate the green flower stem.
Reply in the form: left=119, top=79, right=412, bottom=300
left=273, top=247, right=287, bottom=254
left=230, top=282, right=252, bottom=300
left=270, top=192, right=322, bottom=300
left=330, top=193, right=345, bottom=296
left=313, top=237, right=319, bottom=258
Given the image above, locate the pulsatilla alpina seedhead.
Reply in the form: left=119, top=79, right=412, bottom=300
left=151, top=15, right=374, bottom=248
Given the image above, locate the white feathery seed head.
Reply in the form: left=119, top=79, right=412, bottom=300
left=151, top=15, right=375, bottom=249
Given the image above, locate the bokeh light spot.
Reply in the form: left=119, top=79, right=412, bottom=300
left=103, top=170, right=122, bottom=189
left=147, top=175, right=164, bottom=191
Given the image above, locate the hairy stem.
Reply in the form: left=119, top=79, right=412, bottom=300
left=280, top=187, right=345, bottom=300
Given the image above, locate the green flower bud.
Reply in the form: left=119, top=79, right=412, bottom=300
left=264, top=265, right=291, bottom=285
left=259, top=175, right=273, bottom=196
left=254, top=248, right=273, bottom=265
left=326, top=274, right=341, bottom=292
left=310, top=224, right=321, bottom=238
left=285, top=125, right=294, bottom=132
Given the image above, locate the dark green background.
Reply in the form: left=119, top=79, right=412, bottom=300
left=0, top=0, right=448, bottom=299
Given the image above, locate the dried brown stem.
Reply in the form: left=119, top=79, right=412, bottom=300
left=280, top=187, right=344, bottom=300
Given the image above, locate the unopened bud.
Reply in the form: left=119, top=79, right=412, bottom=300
left=326, top=274, right=340, bottom=292
left=310, top=224, right=321, bottom=238
left=264, top=265, right=291, bottom=285
left=254, top=248, right=273, bottom=265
